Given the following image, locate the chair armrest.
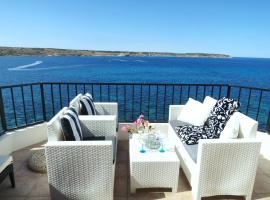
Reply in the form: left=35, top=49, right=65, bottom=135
left=194, top=139, right=261, bottom=196
left=45, top=141, right=114, bottom=169
left=45, top=141, right=114, bottom=199
left=79, top=115, right=116, bottom=137
left=168, top=105, right=185, bottom=121
left=94, top=102, right=118, bottom=116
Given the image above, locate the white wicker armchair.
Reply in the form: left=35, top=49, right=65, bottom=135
left=45, top=107, right=116, bottom=200
left=69, top=94, right=118, bottom=125
left=168, top=105, right=261, bottom=200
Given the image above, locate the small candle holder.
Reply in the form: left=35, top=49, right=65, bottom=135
left=159, top=143, right=165, bottom=153
left=140, top=143, right=146, bottom=153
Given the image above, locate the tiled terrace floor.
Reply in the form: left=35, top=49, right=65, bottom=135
left=1, top=140, right=270, bottom=200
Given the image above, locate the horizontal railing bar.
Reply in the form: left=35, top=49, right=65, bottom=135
left=1, top=82, right=270, bottom=92
left=0, top=82, right=41, bottom=89
left=43, top=82, right=229, bottom=87
left=44, top=82, right=270, bottom=92
left=230, top=85, right=270, bottom=92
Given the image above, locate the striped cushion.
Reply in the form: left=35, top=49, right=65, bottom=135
left=85, top=93, right=93, bottom=101
left=80, top=95, right=96, bottom=115
left=60, top=107, right=83, bottom=141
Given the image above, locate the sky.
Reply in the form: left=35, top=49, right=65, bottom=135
left=0, top=0, right=270, bottom=58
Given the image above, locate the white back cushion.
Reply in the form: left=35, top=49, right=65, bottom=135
left=220, top=112, right=258, bottom=139
left=236, top=112, right=258, bottom=138
left=177, top=98, right=208, bottom=126
left=203, top=96, right=217, bottom=114
left=220, top=113, right=239, bottom=139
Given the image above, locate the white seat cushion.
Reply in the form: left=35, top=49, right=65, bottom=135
left=177, top=98, right=210, bottom=126
left=0, top=155, right=13, bottom=173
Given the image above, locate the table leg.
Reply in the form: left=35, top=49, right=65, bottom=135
left=172, top=186, right=177, bottom=193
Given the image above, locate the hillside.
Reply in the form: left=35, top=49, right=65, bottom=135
left=0, top=46, right=230, bottom=58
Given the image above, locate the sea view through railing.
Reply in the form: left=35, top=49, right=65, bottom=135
left=0, top=82, right=269, bottom=135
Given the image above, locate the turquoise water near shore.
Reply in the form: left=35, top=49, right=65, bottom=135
left=0, top=56, right=270, bottom=88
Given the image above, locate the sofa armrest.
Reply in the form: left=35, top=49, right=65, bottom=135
left=168, top=105, right=185, bottom=121
left=194, top=139, right=261, bottom=197
left=79, top=115, right=117, bottom=137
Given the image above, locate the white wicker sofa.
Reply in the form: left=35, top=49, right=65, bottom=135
left=45, top=107, right=117, bottom=200
left=70, top=93, right=118, bottom=126
left=168, top=105, right=261, bottom=200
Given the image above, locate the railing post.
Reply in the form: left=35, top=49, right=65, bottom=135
left=40, top=83, right=47, bottom=121
left=0, top=88, right=7, bottom=132
left=266, top=111, right=270, bottom=134
left=227, top=85, right=231, bottom=98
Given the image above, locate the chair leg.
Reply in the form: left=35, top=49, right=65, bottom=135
left=192, top=189, right=201, bottom=200
left=9, top=165, right=15, bottom=188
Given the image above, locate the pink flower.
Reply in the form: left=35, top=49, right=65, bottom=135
left=133, top=114, right=145, bottom=128
left=121, top=125, right=130, bottom=133
left=137, top=118, right=142, bottom=124
left=133, top=120, right=138, bottom=127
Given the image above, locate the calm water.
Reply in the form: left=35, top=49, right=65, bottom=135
left=0, top=56, right=270, bottom=132
left=0, top=56, right=270, bottom=88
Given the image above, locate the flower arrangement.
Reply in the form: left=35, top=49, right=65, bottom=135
left=121, top=114, right=152, bottom=134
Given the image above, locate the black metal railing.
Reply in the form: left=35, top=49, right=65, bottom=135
left=0, top=82, right=270, bottom=135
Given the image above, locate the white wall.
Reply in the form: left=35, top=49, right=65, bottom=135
left=0, top=123, right=47, bottom=155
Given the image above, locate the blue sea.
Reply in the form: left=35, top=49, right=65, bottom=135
left=0, top=56, right=270, bottom=88
left=0, top=56, right=270, bottom=132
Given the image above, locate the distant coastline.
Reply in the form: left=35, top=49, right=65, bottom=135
left=0, top=46, right=230, bottom=58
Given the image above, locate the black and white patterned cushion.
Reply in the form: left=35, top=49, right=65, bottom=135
left=175, top=125, right=207, bottom=145
left=204, top=97, right=240, bottom=138
left=175, top=97, right=240, bottom=145
left=80, top=94, right=96, bottom=115
left=60, top=107, right=83, bottom=141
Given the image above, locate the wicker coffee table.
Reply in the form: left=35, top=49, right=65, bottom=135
left=129, top=123, right=180, bottom=193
